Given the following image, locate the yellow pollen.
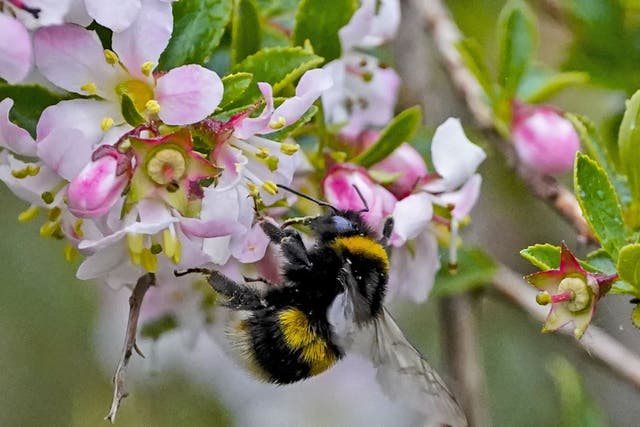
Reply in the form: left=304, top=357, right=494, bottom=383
left=64, top=244, right=79, bottom=263
left=104, top=49, right=119, bottom=65
left=268, top=116, right=286, bottom=129
left=18, top=205, right=40, bottom=222
left=265, top=155, right=279, bottom=172
left=255, top=147, right=270, bottom=159
left=141, top=61, right=155, bottom=76
left=146, top=148, right=186, bottom=185
left=127, top=233, right=144, bottom=255
left=247, top=183, right=259, bottom=197
left=73, top=219, right=84, bottom=238
left=280, top=142, right=299, bottom=155
left=141, top=248, right=158, bottom=272
left=145, top=99, right=160, bottom=114
left=262, top=180, right=278, bottom=195
left=40, top=220, right=60, bottom=238
left=26, top=165, right=40, bottom=176
left=11, top=168, right=29, bottom=179
left=48, top=207, right=62, bottom=222
left=81, top=82, right=97, bottom=95
left=101, top=117, right=115, bottom=131
left=171, top=240, right=182, bottom=264
left=163, top=229, right=178, bottom=259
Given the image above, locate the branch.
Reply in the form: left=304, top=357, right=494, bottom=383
left=105, top=272, right=156, bottom=423
left=493, top=266, right=640, bottom=390
left=412, top=0, right=596, bottom=244
left=440, top=295, right=491, bottom=427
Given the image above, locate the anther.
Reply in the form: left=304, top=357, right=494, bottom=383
left=81, top=82, right=97, bottom=95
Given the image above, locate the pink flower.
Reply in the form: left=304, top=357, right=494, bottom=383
left=322, top=163, right=397, bottom=231
left=67, top=146, right=131, bottom=217
left=512, top=103, right=580, bottom=176
left=526, top=243, right=617, bottom=339
left=339, top=0, right=401, bottom=51
left=322, top=53, right=400, bottom=139
left=360, top=131, right=427, bottom=199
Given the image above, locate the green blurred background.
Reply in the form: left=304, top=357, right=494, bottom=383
left=2, top=0, right=640, bottom=426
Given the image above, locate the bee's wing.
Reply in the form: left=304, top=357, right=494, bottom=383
left=369, top=307, right=468, bottom=427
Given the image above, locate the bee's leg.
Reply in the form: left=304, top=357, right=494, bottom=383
left=379, top=217, right=394, bottom=248
left=260, top=220, right=312, bottom=268
left=208, top=270, right=268, bottom=310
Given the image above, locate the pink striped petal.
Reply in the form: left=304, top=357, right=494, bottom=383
left=155, top=65, right=223, bottom=125
left=0, top=14, right=32, bottom=83
left=112, top=0, right=172, bottom=79
left=34, top=25, right=120, bottom=97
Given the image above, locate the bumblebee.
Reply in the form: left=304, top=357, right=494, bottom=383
left=176, top=186, right=466, bottom=426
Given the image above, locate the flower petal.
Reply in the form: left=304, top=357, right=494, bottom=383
left=180, top=217, right=246, bottom=238
left=339, top=0, right=400, bottom=51
left=0, top=99, right=37, bottom=156
left=37, top=127, right=92, bottom=180
left=559, top=242, right=585, bottom=275
left=230, top=223, right=270, bottom=263
left=34, top=25, right=120, bottom=97
left=0, top=15, right=32, bottom=84
left=430, top=174, right=482, bottom=220
left=156, top=65, right=224, bottom=125
left=425, top=118, right=486, bottom=192
left=112, top=0, right=173, bottom=78
left=391, top=192, right=432, bottom=244
left=526, top=270, right=564, bottom=292
left=232, top=82, right=275, bottom=139
left=84, top=0, right=141, bottom=32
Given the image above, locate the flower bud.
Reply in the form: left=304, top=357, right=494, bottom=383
left=67, top=148, right=130, bottom=218
left=512, top=104, right=580, bottom=176
left=360, top=131, right=427, bottom=198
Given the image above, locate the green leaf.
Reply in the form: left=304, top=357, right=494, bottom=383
left=522, top=71, right=589, bottom=104
left=497, top=0, right=537, bottom=96
left=158, top=0, right=233, bottom=70
left=610, top=280, right=637, bottom=296
left=618, top=89, right=640, bottom=204
left=219, top=72, right=253, bottom=109
left=0, top=84, right=71, bottom=137
left=231, top=0, right=261, bottom=66
left=229, top=46, right=323, bottom=106
left=616, top=244, right=640, bottom=291
left=353, top=106, right=422, bottom=167
left=292, top=0, right=357, bottom=63
left=456, top=38, right=496, bottom=102
left=520, top=244, right=562, bottom=270
left=430, top=247, right=496, bottom=298
left=121, top=94, right=146, bottom=127
left=567, top=113, right=630, bottom=204
left=521, top=243, right=599, bottom=272
left=574, top=152, right=626, bottom=260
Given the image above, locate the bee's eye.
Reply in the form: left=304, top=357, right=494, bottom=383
left=331, top=215, right=353, bottom=232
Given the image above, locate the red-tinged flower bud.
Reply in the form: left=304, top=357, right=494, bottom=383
left=359, top=131, right=427, bottom=198
left=67, top=147, right=131, bottom=218
left=512, top=104, right=580, bottom=176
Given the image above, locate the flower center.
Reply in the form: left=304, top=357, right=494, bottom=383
left=146, top=148, right=186, bottom=185
left=116, top=79, right=154, bottom=113
left=557, top=276, right=591, bottom=312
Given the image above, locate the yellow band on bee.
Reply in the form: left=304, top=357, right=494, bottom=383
left=332, top=235, right=389, bottom=272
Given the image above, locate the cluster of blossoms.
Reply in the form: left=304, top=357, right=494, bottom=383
left=0, top=0, right=486, bottom=342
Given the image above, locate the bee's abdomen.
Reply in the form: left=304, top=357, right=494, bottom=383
left=243, top=308, right=342, bottom=384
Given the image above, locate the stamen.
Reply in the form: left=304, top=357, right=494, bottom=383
left=40, top=220, right=60, bottom=238
left=265, top=155, right=279, bottom=172
left=104, top=49, right=119, bottom=65
left=268, top=116, right=286, bottom=130
left=18, top=205, right=40, bottom=222
left=48, top=207, right=62, bottom=222
left=11, top=164, right=39, bottom=179
left=150, top=243, right=163, bottom=255
left=255, top=147, right=270, bottom=159
left=163, top=228, right=178, bottom=259
left=127, top=233, right=144, bottom=260
left=262, top=180, right=278, bottom=195
left=140, top=248, right=158, bottom=272
left=101, top=117, right=115, bottom=131
left=26, top=165, right=40, bottom=176
left=280, top=142, right=299, bottom=155
left=73, top=219, right=84, bottom=238
left=145, top=100, right=160, bottom=114
left=141, top=62, right=155, bottom=77
left=448, top=218, right=459, bottom=271
left=41, top=191, right=54, bottom=204
left=81, top=82, right=97, bottom=95
left=64, top=244, right=79, bottom=263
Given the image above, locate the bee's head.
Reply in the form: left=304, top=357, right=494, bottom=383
left=308, top=209, right=373, bottom=242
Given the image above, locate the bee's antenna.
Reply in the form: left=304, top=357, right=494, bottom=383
left=277, top=184, right=338, bottom=212
left=351, top=184, right=369, bottom=213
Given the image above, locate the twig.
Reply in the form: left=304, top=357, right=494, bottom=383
left=440, top=295, right=491, bottom=427
left=413, top=0, right=597, bottom=244
left=105, top=272, right=156, bottom=423
left=493, top=266, right=640, bottom=390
